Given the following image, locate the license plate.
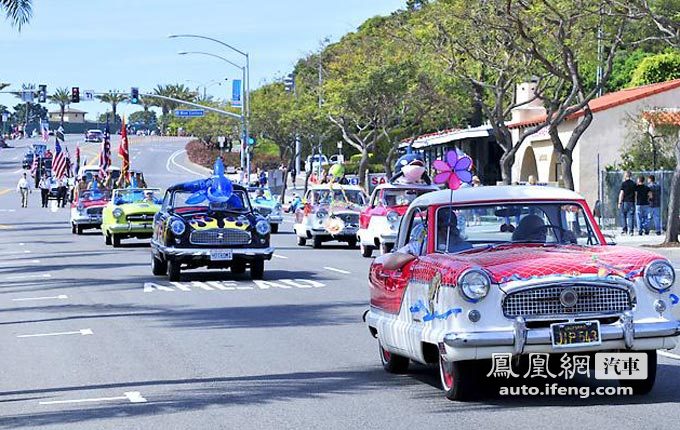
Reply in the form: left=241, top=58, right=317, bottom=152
left=550, top=320, right=601, bottom=349
left=210, top=250, right=232, bottom=261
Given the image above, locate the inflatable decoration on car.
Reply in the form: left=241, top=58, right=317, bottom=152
left=324, top=216, right=346, bottom=236
left=183, top=158, right=242, bottom=209
left=390, top=147, right=431, bottom=185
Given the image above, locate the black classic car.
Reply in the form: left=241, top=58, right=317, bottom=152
left=150, top=168, right=274, bottom=281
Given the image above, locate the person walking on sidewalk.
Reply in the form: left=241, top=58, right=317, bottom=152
left=635, top=175, right=651, bottom=235
left=38, top=174, right=50, bottom=208
left=648, top=175, right=662, bottom=235
left=618, top=171, right=636, bottom=236
left=17, top=173, right=30, bottom=208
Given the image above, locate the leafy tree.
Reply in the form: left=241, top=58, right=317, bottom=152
left=618, top=113, right=676, bottom=171
left=128, top=110, right=157, bottom=130
left=97, top=112, right=122, bottom=125
left=96, top=91, right=127, bottom=130
left=10, top=102, right=46, bottom=130
left=182, top=101, right=241, bottom=146
left=629, top=51, right=680, bottom=86
left=1, top=0, right=31, bottom=29
left=48, top=87, right=71, bottom=125
left=152, top=84, right=197, bottom=134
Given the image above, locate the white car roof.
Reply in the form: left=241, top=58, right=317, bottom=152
left=87, top=129, right=103, bottom=133
left=310, top=184, right=364, bottom=192
left=411, top=185, right=586, bottom=207
left=374, top=182, right=439, bottom=191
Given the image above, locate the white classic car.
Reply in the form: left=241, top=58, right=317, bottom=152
left=366, top=186, right=680, bottom=400
left=357, top=182, right=438, bottom=257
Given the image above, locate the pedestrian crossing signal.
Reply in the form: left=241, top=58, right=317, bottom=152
left=71, top=87, right=80, bottom=103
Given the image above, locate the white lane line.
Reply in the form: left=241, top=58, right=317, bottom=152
left=17, top=328, right=93, bottom=338
left=166, top=149, right=206, bottom=177
left=324, top=266, right=351, bottom=275
left=658, top=350, right=680, bottom=360
left=272, top=254, right=288, bottom=259
left=0, top=209, right=16, bottom=213
left=1, top=273, right=51, bottom=281
left=0, top=259, right=40, bottom=266
left=39, top=391, right=147, bottom=405
left=0, top=250, right=31, bottom=255
left=12, top=294, right=68, bottom=302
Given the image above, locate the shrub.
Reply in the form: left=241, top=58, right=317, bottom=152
left=349, top=152, right=374, bottom=164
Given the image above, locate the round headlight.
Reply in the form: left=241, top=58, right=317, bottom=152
left=458, top=269, right=491, bottom=302
left=112, top=208, right=123, bottom=218
left=317, top=210, right=328, bottom=219
left=645, top=261, right=675, bottom=292
left=170, top=219, right=186, bottom=236
left=386, top=211, right=400, bottom=224
left=256, top=219, right=271, bottom=235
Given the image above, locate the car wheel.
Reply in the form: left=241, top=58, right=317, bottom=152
left=167, top=259, right=181, bottom=282
left=112, top=235, right=121, bottom=248
left=360, top=243, right=373, bottom=258
left=313, top=236, right=322, bottom=248
left=297, top=236, right=306, bottom=246
left=250, top=260, right=264, bottom=280
left=271, top=224, right=279, bottom=234
left=105, top=232, right=112, bottom=245
left=439, top=355, right=481, bottom=401
left=151, top=253, right=167, bottom=276
left=76, top=225, right=83, bottom=235
left=379, top=341, right=409, bottom=374
left=231, top=262, right=246, bottom=274
left=619, top=350, right=657, bottom=395
left=347, top=238, right=357, bottom=249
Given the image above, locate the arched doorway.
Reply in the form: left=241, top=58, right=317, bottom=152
left=520, top=146, right=538, bottom=182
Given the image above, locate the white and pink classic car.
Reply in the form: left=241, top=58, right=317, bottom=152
left=366, top=185, right=679, bottom=400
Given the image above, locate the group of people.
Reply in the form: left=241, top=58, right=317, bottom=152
left=618, top=172, right=662, bottom=236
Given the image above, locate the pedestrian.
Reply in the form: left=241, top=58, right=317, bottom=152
left=648, top=175, right=662, bottom=235
left=137, top=172, right=147, bottom=188
left=38, top=174, right=50, bottom=208
left=290, top=165, right=297, bottom=187
left=57, top=177, right=68, bottom=207
left=618, top=171, right=636, bottom=236
left=635, top=175, right=651, bottom=235
left=16, top=172, right=30, bottom=208
left=258, top=169, right=267, bottom=187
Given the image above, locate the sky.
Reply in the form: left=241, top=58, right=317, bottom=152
left=0, top=0, right=405, bottom=119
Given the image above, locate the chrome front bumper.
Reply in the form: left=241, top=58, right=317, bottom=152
left=72, top=215, right=102, bottom=225
left=379, top=232, right=397, bottom=243
left=311, top=227, right=359, bottom=237
left=267, top=215, right=283, bottom=224
left=108, top=223, right=153, bottom=233
left=443, top=313, right=680, bottom=355
left=151, top=240, right=274, bottom=258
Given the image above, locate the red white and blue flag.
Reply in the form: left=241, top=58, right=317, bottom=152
left=53, top=136, right=68, bottom=179
left=99, top=122, right=111, bottom=178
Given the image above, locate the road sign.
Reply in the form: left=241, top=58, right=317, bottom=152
left=83, top=90, right=95, bottom=101
left=21, top=83, right=35, bottom=102
left=174, top=109, right=205, bottom=118
left=231, top=80, right=242, bottom=107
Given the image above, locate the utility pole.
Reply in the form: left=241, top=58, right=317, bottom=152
left=317, top=60, right=323, bottom=179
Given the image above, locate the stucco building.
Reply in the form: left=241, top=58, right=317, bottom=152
left=48, top=107, right=87, bottom=124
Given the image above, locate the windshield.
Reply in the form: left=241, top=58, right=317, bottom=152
left=381, top=189, right=430, bottom=206
left=113, top=188, right=161, bottom=205
left=79, top=190, right=110, bottom=201
left=313, top=189, right=366, bottom=205
left=171, top=189, right=251, bottom=213
left=434, top=203, right=600, bottom=253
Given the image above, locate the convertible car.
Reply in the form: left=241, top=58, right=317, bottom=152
left=101, top=188, right=161, bottom=247
left=294, top=184, right=368, bottom=248
left=366, top=185, right=680, bottom=400
left=70, top=189, right=110, bottom=234
left=248, top=187, right=283, bottom=233
left=150, top=181, right=273, bottom=281
left=358, top=182, right=438, bottom=257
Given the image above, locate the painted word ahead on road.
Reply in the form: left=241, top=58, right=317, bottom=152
left=144, top=279, right=325, bottom=292
left=174, top=109, right=205, bottom=118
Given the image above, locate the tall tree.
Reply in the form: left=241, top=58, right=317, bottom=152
left=96, top=91, right=127, bottom=130
left=1, top=0, right=31, bottom=29
left=48, top=87, right=71, bottom=125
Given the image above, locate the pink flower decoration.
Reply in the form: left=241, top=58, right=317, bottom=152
left=433, top=150, right=473, bottom=190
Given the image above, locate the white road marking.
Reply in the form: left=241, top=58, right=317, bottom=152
left=0, top=250, right=31, bottom=255
left=166, top=149, right=206, bottom=177
left=324, top=266, right=351, bottom=275
left=0, top=209, right=16, bottom=213
left=12, top=294, right=68, bottom=302
left=143, top=279, right=326, bottom=292
left=273, top=254, right=288, bottom=259
left=1, top=273, right=50, bottom=281
left=39, top=391, right=147, bottom=405
left=17, top=328, right=93, bottom=338
left=658, top=350, right=680, bottom=360
left=0, top=259, right=40, bottom=266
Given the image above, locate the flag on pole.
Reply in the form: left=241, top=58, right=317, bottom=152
left=75, top=144, right=81, bottom=177
left=30, top=153, right=38, bottom=176
left=118, top=116, right=130, bottom=186
left=41, top=121, right=49, bottom=142
left=56, top=125, right=65, bottom=142
left=99, top=121, right=111, bottom=178
left=53, top=136, right=68, bottom=179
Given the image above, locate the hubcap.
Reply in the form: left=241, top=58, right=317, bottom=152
left=380, top=344, right=391, bottom=363
left=440, top=356, right=453, bottom=389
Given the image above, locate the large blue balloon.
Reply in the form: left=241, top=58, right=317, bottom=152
left=183, top=158, right=234, bottom=205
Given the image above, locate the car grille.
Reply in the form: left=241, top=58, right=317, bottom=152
left=87, top=207, right=103, bottom=215
left=190, top=228, right=251, bottom=246
left=335, top=213, right=359, bottom=227
left=258, top=207, right=272, bottom=216
left=502, top=284, right=632, bottom=318
left=126, top=214, right=154, bottom=222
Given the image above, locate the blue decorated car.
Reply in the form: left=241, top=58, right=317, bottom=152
left=247, top=187, right=283, bottom=234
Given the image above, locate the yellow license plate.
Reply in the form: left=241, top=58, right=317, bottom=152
left=550, top=321, right=601, bottom=349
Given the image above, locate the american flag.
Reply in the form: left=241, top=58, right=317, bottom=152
left=30, top=152, right=38, bottom=176
left=53, top=136, right=68, bottom=179
left=99, top=122, right=111, bottom=178
left=41, top=121, right=49, bottom=142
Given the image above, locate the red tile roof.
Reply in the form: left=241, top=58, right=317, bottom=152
left=642, top=110, right=680, bottom=126
left=509, top=79, right=680, bottom=129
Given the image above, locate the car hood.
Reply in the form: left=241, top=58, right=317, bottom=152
left=114, top=203, right=160, bottom=214
left=415, top=244, right=665, bottom=286
left=78, top=199, right=108, bottom=208
left=313, top=202, right=362, bottom=214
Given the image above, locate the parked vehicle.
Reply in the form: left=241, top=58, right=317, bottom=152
left=366, top=185, right=680, bottom=400
left=248, top=187, right=283, bottom=233
left=294, top=184, right=367, bottom=248
left=85, top=129, right=104, bottom=142
left=150, top=180, right=273, bottom=281
left=101, top=188, right=161, bottom=247
left=358, top=182, right=438, bottom=257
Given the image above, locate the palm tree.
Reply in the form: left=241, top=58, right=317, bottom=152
left=48, top=87, right=70, bottom=125
left=1, top=0, right=32, bottom=29
left=139, top=96, right=155, bottom=112
left=153, top=83, right=197, bottom=134
left=96, top=91, right=127, bottom=130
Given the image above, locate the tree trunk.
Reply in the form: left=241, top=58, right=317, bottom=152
left=112, top=104, right=117, bottom=131
left=384, top=145, right=399, bottom=178
left=358, top=149, right=370, bottom=189
left=60, top=105, right=65, bottom=126
left=560, top=150, right=575, bottom=190
left=499, top=152, right=513, bottom=185
left=664, top=133, right=680, bottom=244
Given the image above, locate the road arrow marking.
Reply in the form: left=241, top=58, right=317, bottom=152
left=39, top=391, right=147, bottom=405
left=324, top=266, right=351, bottom=274
left=12, top=294, right=68, bottom=302
left=17, top=328, right=93, bottom=338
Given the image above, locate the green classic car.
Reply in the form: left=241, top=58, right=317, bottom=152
left=102, top=188, right=161, bottom=247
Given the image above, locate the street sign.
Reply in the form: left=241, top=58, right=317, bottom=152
left=231, top=80, right=242, bottom=108
left=174, top=109, right=205, bottom=118
left=83, top=90, right=95, bottom=101
left=21, top=83, right=35, bottom=102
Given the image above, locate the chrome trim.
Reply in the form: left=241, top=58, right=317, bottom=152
left=513, top=317, right=527, bottom=355
left=151, top=240, right=273, bottom=257
left=622, top=311, right=634, bottom=349
left=644, top=260, right=675, bottom=293
left=458, top=267, right=491, bottom=302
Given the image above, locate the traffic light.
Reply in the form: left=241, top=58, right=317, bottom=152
left=130, top=87, right=139, bottom=104
left=38, top=84, right=47, bottom=103
left=247, top=136, right=256, bottom=146
left=283, top=74, right=295, bottom=93
left=71, top=87, right=80, bottom=103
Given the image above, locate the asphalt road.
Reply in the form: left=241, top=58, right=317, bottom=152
left=3, top=136, right=680, bottom=430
